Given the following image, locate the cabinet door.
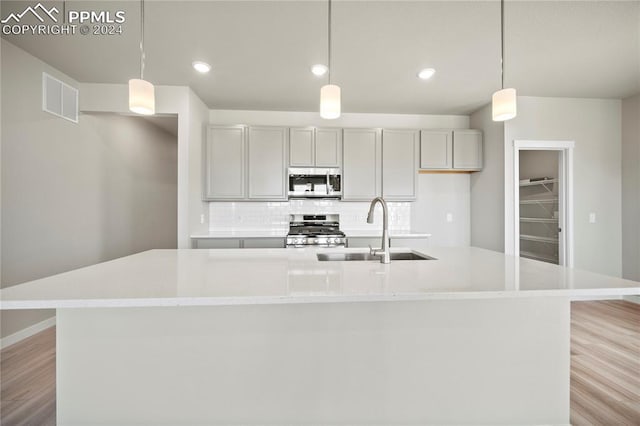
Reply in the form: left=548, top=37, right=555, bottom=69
left=390, top=238, right=430, bottom=250
left=248, top=127, right=288, bottom=200
left=382, top=129, right=418, bottom=201
left=242, top=238, right=285, bottom=248
left=315, top=128, right=342, bottom=167
left=342, top=129, right=382, bottom=201
left=194, top=239, right=242, bottom=249
left=289, top=128, right=314, bottom=166
left=347, top=237, right=381, bottom=248
left=204, top=126, right=246, bottom=200
left=420, top=130, right=452, bottom=169
left=453, top=130, right=483, bottom=170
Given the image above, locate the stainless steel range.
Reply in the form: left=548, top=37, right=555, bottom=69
left=286, top=214, right=346, bottom=247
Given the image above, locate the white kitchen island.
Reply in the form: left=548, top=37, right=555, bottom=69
left=1, top=247, right=638, bottom=425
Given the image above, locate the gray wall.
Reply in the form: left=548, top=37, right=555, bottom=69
left=1, top=41, right=178, bottom=338
left=469, top=103, right=505, bottom=252
left=621, top=94, right=640, bottom=281
left=505, top=96, right=622, bottom=277
left=411, top=174, right=470, bottom=247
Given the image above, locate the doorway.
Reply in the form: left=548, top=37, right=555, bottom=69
left=511, top=140, right=575, bottom=267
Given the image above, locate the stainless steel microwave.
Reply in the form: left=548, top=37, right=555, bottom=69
left=288, top=168, right=342, bottom=199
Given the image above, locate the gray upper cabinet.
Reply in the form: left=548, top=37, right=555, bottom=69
left=289, top=128, right=342, bottom=167
left=343, top=129, right=382, bottom=201
left=420, top=130, right=452, bottom=169
left=452, top=130, right=483, bottom=170
left=204, top=126, right=246, bottom=200
left=420, top=129, right=483, bottom=171
left=289, top=128, right=314, bottom=166
left=382, top=129, right=418, bottom=201
left=248, top=127, right=288, bottom=200
left=315, top=128, right=342, bottom=167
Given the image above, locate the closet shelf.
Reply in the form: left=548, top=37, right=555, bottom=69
left=519, top=178, right=557, bottom=187
left=520, top=234, right=559, bottom=244
left=520, top=198, right=558, bottom=205
left=520, top=217, right=559, bottom=223
left=520, top=251, right=558, bottom=263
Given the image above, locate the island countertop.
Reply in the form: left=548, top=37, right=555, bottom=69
left=1, top=247, right=638, bottom=309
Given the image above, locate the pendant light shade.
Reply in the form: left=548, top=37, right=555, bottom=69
left=129, top=0, right=155, bottom=115
left=129, top=78, right=155, bottom=115
left=320, top=0, right=340, bottom=119
left=492, top=0, right=516, bottom=122
left=320, top=84, right=341, bottom=119
left=492, top=87, right=516, bottom=121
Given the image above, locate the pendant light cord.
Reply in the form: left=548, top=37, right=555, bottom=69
left=140, top=0, right=145, bottom=80
left=327, top=0, right=332, bottom=85
left=500, top=0, right=505, bottom=90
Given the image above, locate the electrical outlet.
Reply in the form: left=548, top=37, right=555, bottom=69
left=200, top=214, right=205, bottom=224
left=589, top=213, right=596, bottom=224
left=446, top=213, right=453, bottom=223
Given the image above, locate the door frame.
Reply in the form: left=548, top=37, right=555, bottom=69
left=510, top=140, right=575, bottom=267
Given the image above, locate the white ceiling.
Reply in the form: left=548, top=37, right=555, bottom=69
left=2, top=0, right=639, bottom=115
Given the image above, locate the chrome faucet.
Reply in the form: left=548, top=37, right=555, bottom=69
left=367, top=197, right=390, bottom=264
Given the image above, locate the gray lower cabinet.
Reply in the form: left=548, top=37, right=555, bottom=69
left=382, top=129, right=418, bottom=201
left=192, top=238, right=285, bottom=249
left=193, top=238, right=242, bottom=249
left=243, top=238, right=285, bottom=248
left=420, top=129, right=483, bottom=171
left=204, top=126, right=246, bottom=200
left=346, top=237, right=380, bottom=248
left=248, top=127, right=288, bottom=200
left=389, top=238, right=430, bottom=250
left=347, top=236, right=430, bottom=249
left=342, top=129, right=382, bottom=201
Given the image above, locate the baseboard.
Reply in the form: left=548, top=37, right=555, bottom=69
left=623, top=295, right=640, bottom=304
left=1, top=316, right=56, bottom=349
left=570, top=295, right=623, bottom=302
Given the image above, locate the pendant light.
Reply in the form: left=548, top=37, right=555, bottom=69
left=129, top=0, right=155, bottom=115
left=492, top=0, right=516, bottom=121
left=320, top=0, right=340, bottom=119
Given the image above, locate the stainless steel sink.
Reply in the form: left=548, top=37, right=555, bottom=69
left=316, top=251, right=435, bottom=262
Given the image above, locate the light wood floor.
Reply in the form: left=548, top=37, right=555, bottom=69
left=1, top=301, right=638, bottom=425
left=570, top=300, right=640, bottom=425
left=1, top=326, right=55, bottom=425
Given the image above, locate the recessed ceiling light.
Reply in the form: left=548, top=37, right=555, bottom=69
left=192, top=61, right=211, bottom=74
left=417, top=68, right=436, bottom=80
left=311, top=64, right=328, bottom=77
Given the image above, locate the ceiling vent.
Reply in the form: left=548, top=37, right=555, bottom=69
left=42, top=72, right=78, bottom=123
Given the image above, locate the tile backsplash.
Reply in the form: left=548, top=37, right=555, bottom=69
left=209, top=200, right=412, bottom=232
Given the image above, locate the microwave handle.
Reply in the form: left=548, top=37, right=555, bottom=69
left=326, top=171, right=330, bottom=194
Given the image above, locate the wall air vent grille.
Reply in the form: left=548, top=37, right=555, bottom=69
left=42, top=72, right=78, bottom=123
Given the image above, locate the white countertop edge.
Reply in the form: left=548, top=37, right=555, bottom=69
left=190, top=231, right=432, bottom=239
left=190, top=232, right=287, bottom=239
left=3, top=287, right=638, bottom=310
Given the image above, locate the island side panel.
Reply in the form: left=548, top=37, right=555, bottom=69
left=57, top=298, right=570, bottom=424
